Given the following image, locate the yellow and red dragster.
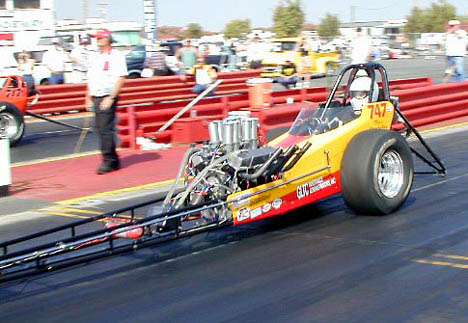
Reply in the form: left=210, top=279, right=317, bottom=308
left=0, top=63, right=446, bottom=282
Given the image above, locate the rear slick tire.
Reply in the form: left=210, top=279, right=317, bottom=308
left=0, top=101, right=25, bottom=146
left=341, top=129, right=414, bottom=215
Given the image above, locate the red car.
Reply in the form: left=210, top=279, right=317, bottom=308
left=0, top=75, right=30, bottom=145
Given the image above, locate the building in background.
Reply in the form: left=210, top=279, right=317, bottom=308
left=339, top=20, right=407, bottom=40
left=0, top=0, right=56, bottom=48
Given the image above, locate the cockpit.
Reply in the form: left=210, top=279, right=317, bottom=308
left=288, top=63, right=390, bottom=136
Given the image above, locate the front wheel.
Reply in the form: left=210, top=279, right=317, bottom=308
left=341, top=129, right=414, bottom=215
left=0, top=101, right=25, bottom=146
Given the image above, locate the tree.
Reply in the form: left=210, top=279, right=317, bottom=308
left=224, top=19, right=251, bottom=39
left=404, top=6, right=427, bottom=34
left=273, top=0, right=305, bottom=38
left=318, top=13, right=341, bottom=37
left=425, top=0, right=457, bottom=32
left=185, top=23, right=203, bottom=39
left=404, top=0, right=457, bottom=33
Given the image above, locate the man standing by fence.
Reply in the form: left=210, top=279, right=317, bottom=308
left=70, top=35, right=92, bottom=83
left=176, top=39, right=200, bottom=71
left=350, top=27, right=372, bottom=64
left=85, top=30, right=128, bottom=175
left=42, top=38, right=67, bottom=85
left=445, top=20, right=467, bottom=82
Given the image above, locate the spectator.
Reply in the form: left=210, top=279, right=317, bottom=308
left=445, top=20, right=467, bottom=82
left=165, top=54, right=183, bottom=75
left=350, top=27, right=372, bottom=64
left=183, top=56, right=217, bottom=96
left=143, top=45, right=167, bottom=76
left=228, top=43, right=238, bottom=70
left=17, top=51, right=35, bottom=91
left=200, top=44, right=210, bottom=56
left=277, top=60, right=299, bottom=89
left=42, top=38, right=67, bottom=85
left=69, top=35, right=92, bottom=83
left=246, top=37, right=266, bottom=69
left=371, top=37, right=381, bottom=61
left=175, top=39, right=200, bottom=70
left=298, top=36, right=312, bottom=86
left=309, top=36, right=321, bottom=52
left=85, top=29, right=128, bottom=174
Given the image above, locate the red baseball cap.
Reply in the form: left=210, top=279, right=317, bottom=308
left=91, top=29, right=112, bottom=39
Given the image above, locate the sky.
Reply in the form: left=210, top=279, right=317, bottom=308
left=56, top=0, right=468, bottom=31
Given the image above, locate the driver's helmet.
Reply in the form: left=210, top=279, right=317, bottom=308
left=349, top=74, right=379, bottom=113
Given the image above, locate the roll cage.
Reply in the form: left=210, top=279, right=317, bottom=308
left=323, top=62, right=445, bottom=176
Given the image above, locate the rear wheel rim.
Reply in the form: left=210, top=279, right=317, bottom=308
left=0, top=111, right=19, bottom=139
left=378, top=149, right=404, bottom=199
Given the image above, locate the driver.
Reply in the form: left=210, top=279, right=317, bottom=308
left=349, top=73, right=379, bottom=114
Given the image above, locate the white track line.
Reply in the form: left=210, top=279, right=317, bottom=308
left=412, top=172, right=468, bottom=192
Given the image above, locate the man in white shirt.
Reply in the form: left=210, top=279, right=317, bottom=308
left=445, top=20, right=467, bottom=82
left=69, top=35, right=92, bottom=83
left=247, top=37, right=264, bottom=69
left=350, top=27, right=372, bottom=64
left=85, top=30, right=128, bottom=174
left=42, top=38, right=67, bottom=85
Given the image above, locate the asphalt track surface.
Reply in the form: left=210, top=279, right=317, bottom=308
left=1, top=124, right=467, bottom=322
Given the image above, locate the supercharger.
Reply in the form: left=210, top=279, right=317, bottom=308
left=161, top=111, right=294, bottom=225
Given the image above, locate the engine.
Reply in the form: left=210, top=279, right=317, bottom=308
left=165, top=111, right=298, bottom=224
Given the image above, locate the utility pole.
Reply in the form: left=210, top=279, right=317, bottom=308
left=82, top=0, right=88, bottom=22
left=143, top=0, right=157, bottom=40
left=97, top=1, right=109, bottom=20
left=350, top=5, right=356, bottom=22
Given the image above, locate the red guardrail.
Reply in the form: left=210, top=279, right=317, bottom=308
left=392, top=81, right=468, bottom=129
left=118, top=77, right=439, bottom=148
left=29, top=70, right=262, bottom=115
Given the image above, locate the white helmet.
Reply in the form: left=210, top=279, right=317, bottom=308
left=349, top=76, right=379, bottom=113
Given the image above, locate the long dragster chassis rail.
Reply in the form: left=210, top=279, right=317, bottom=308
left=0, top=198, right=232, bottom=283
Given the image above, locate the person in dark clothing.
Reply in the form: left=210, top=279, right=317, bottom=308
left=277, top=60, right=299, bottom=89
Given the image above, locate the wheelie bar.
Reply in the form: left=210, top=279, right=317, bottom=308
left=391, top=96, right=446, bottom=176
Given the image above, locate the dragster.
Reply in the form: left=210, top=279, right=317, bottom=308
left=0, top=63, right=446, bottom=282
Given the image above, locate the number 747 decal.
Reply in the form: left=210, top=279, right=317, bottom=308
left=367, top=102, right=393, bottom=119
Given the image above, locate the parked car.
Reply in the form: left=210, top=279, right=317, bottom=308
left=261, top=38, right=341, bottom=78
left=203, top=45, right=238, bottom=72
left=125, top=45, right=146, bottom=79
